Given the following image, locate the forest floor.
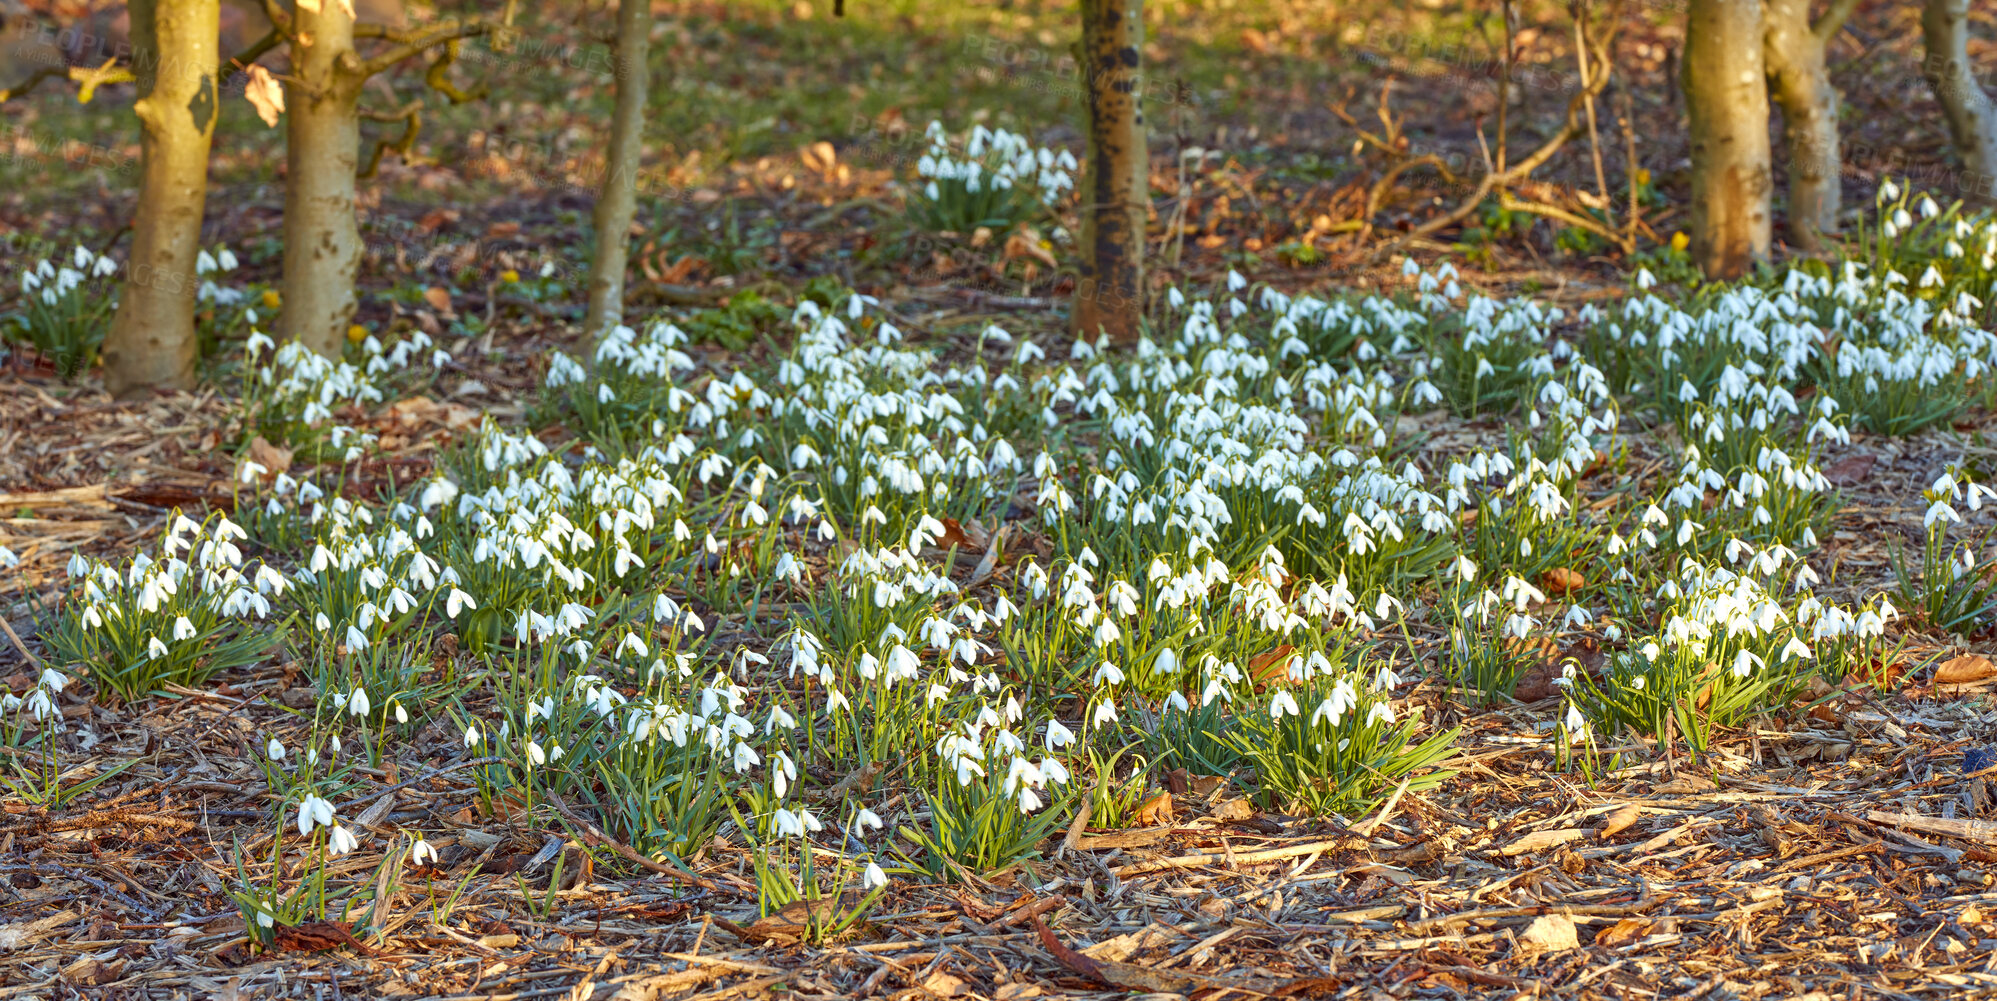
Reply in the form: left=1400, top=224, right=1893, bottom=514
left=2, top=2, right=1997, bottom=1000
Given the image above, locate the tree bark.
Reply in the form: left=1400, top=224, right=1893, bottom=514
left=1922, top=0, right=1997, bottom=200
left=583, top=0, right=651, bottom=346
left=1683, top=0, right=1772, bottom=279
left=279, top=0, right=366, bottom=358
left=1072, top=0, right=1146, bottom=342
left=101, top=0, right=221, bottom=398
left=1763, top=0, right=1851, bottom=252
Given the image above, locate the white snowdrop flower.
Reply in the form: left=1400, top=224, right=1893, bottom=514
left=347, top=686, right=371, bottom=718
left=1090, top=700, right=1118, bottom=728
left=1451, top=555, right=1478, bottom=581
left=267, top=738, right=285, bottom=760
left=146, top=635, right=169, bottom=660
left=1563, top=703, right=1588, bottom=737
left=327, top=824, right=360, bottom=856
left=772, top=808, right=805, bottom=838
left=410, top=837, right=439, bottom=867
left=296, top=795, right=336, bottom=836
left=863, top=862, right=888, bottom=889
left=1270, top=690, right=1300, bottom=720
left=464, top=725, right=481, bottom=747
left=1044, top=719, right=1075, bottom=750
left=855, top=808, right=884, bottom=831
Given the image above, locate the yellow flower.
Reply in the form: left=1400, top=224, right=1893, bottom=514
left=1634, top=167, right=1651, bottom=187
left=346, top=324, right=368, bottom=345
left=1669, top=231, right=1689, bottom=253
left=500, top=269, right=520, bottom=284
left=261, top=289, right=281, bottom=309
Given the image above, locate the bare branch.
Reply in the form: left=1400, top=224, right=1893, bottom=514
left=359, top=18, right=495, bottom=80
left=358, top=100, right=423, bottom=179
left=0, top=64, right=68, bottom=105
left=224, top=29, right=283, bottom=80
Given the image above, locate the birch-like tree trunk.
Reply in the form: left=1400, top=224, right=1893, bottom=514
left=1684, top=0, right=1772, bottom=278
left=1763, top=0, right=1856, bottom=252
left=1073, top=0, right=1146, bottom=342
left=1922, top=0, right=1997, bottom=200
left=583, top=0, right=651, bottom=347
left=277, top=0, right=366, bottom=358
left=101, top=0, right=221, bottom=397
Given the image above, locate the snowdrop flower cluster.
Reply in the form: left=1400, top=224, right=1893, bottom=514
left=251, top=328, right=447, bottom=429
left=53, top=515, right=287, bottom=700
left=18, top=245, right=117, bottom=304
left=195, top=244, right=246, bottom=305
left=916, top=120, right=1076, bottom=207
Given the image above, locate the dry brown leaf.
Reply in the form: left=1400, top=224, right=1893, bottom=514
left=1133, top=791, right=1173, bottom=827
left=1249, top=644, right=1298, bottom=686
left=742, top=893, right=866, bottom=942
left=1512, top=660, right=1563, bottom=702
left=1822, top=453, right=1875, bottom=487
left=246, top=436, right=292, bottom=478
left=1210, top=798, right=1254, bottom=821
left=1542, top=566, right=1584, bottom=595
left=1594, top=917, right=1651, bottom=947
left=1500, top=828, right=1587, bottom=856
left=272, top=920, right=370, bottom=955
left=970, top=226, right=994, bottom=248
left=415, top=208, right=460, bottom=235
left=1596, top=804, right=1641, bottom=840
left=1516, top=912, right=1578, bottom=953
left=922, top=972, right=967, bottom=997
left=421, top=286, right=455, bottom=316
left=800, top=140, right=837, bottom=176
left=937, top=516, right=989, bottom=552
left=1003, top=226, right=1059, bottom=281
left=244, top=66, right=284, bottom=128
left=1936, top=654, right=1997, bottom=685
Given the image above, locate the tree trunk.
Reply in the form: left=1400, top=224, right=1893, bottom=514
left=1762, top=0, right=1844, bottom=252
left=101, top=0, right=220, bottom=398
left=279, top=0, right=366, bottom=358
left=1683, top=0, right=1772, bottom=279
left=583, top=0, right=651, bottom=346
left=1922, top=0, right=1997, bottom=200
left=1072, top=0, right=1146, bottom=342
